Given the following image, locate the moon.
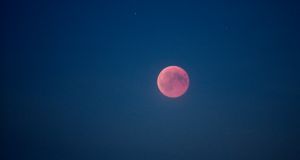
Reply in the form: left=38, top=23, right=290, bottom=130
left=157, top=66, right=189, bottom=98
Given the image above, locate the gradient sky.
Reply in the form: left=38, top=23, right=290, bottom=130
left=2, top=0, right=300, bottom=159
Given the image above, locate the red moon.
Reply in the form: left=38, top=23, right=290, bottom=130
left=157, top=66, right=189, bottom=98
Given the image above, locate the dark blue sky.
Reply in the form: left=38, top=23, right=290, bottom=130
left=2, top=0, right=300, bottom=159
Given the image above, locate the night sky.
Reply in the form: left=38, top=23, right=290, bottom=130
left=2, top=0, right=300, bottom=159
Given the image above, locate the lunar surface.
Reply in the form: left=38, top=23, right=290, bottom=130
left=157, top=66, right=189, bottom=98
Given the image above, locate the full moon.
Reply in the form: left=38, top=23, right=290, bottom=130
left=157, top=66, right=189, bottom=98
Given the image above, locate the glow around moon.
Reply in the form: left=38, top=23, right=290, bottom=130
left=157, top=66, right=189, bottom=98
